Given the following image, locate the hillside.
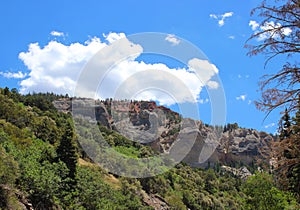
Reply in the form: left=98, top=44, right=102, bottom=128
left=0, top=88, right=298, bottom=209
left=54, top=98, right=274, bottom=171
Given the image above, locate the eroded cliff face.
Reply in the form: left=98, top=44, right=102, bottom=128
left=216, top=128, right=273, bottom=166
left=53, top=98, right=273, bottom=168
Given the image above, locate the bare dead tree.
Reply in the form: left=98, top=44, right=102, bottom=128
left=245, top=0, right=300, bottom=118
left=246, top=0, right=300, bottom=200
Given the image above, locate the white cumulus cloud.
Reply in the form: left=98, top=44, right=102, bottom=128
left=249, top=20, right=259, bottom=31
left=103, top=32, right=126, bottom=44
left=165, top=34, right=180, bottom=46
left=206, top=81, right=219, bottom=89
left=19, top=36, right=108, bottom=94
left=236, top=94, right=247, bottom=101
left=18, top=32, right=219, bottom=106
left=0, top=71, right=27, bottom=79
left=50, top=31, right=65, bottom=37
left=249, top=20, right=292, bottom=41
left=96, top=58, right=218, bottom=106
left=210, top=12, right=233, bottom=27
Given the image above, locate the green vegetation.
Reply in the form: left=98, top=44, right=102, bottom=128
left=0, top=88, right=148, bottom=209
left=241, top=172, right=297, bottom=210
left=0, top=87, right=299, bottom=209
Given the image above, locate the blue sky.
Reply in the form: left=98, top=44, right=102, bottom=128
left=0, top=0, right=283, bottom=132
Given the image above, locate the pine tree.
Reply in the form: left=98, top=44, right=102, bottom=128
left=273, top=102, right=300, bottom=201
left=288, top=100, right=300, bottom=199
left=292, top=99, right=300, bottom=135
left=3, top=87, right=10, bottom=96
left=279, top=108, right=292, bottom=140
left=57, top=120, right=78, bottom=182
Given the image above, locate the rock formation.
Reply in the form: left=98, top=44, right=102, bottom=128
left=53, top=99, right=274, bottom=169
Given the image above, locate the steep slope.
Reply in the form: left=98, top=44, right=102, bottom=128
left=53, top=98, right=274, bottom=169
left=0, top=89, right=297, bottom=209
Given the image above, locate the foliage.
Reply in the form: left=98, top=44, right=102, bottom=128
left=280, top=108, right=292, bottom=140
left=241, top=172, right=298, bottom=209
left=0, top=87, right=299, bottom=209
left=223, top=123, right=239, bottom=132
left=56, top=119, right=78, bottom=182
left=75, top=166, right=146, bottom=210
left=0, top=144, right=19, bottom=186
left=140, top=165, right=246, bottom=209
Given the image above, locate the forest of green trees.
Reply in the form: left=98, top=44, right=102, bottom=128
left=0, top=88, right=299, bottom=209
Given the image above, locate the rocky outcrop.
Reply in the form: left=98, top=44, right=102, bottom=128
left=54, top=98, right=114, bottom=129
left=95, top=103, right=113, bottom=129
left=221, top=166, right=252, bottom=180
left=0, top=184, right=34, bottom=210
left=215, top=128, right=273, bottom=166
left=179, top=120, right=220, bottom=167
left=53, top=99, right=273, bottom=168
left=52, top=98, right=71, bottom=113
left=142, top=193, right=169, bottom=210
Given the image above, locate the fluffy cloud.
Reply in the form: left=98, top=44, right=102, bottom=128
left=165, top=34, right=180, bottom=46
left=0, top=71, right=27, bottom=79
left=249, top=20, right=292, bottom=41
left=236, top=94, right=247, bottom=101
left=103, top=32, right=126, bottom=43
left=206, top=81, right=219, bottom=89
left=210, top=12, right=233, bottom=27
left=50, top=31, right=65, bottom=37
left=18, top=32, right=219, bottom=106
left=96, top=58, right=218, bottom=105
left=19, top=36, right=107, bottom=94
left=249, top=20, right=259, bottom=31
